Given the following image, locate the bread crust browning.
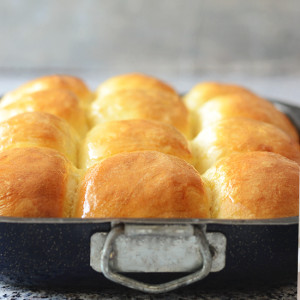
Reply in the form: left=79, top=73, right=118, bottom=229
left=198, top=93, right=299, bottom=141
left=96, top=73, right=178, bottom=98
left=0, top=74, right=299, bottom=220
left=192, top=118, right=300, bottom=173
left=0, top=89, right=88, bottom=136
left=75, top=151, right=210, bottom=219
left=1, top=75, right=93, bottom=107
left=184, top=81, right=253, bottom=110
left=90, top=89, right=190, bottom=137
left=0, top=112, right=79, bottom=165
left=80, top=119, right=192, bottom=169
left=203, top=152, right=299, bottom=219
left=0, top=147, right=79, bottom=218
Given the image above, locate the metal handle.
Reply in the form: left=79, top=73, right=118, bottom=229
left=100, top=224, right=213, bottom=294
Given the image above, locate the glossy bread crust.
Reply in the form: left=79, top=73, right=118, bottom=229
left=1, top=74, right=93, bottom=107
left=0, top=112, right=79, bottom=165
left=198, top=93, right=299, bottom=141
left=80, top=119, right=192, bottom=169
left=184, top=81, right=253, bottom=110
left=192, top=117, right=300, bottom=173
left=90, top=89, right=190, bottom=137
left=96, top=73, right=178, bottom=98
left=0, top=89, right=88, bottom=136
left=0, top=147, right=80, bottom=218
left=203, top=152, right=299, bottom=219
left=0, top=73, right=299, bottom=219
left=75, top=151, right=210, bottom=218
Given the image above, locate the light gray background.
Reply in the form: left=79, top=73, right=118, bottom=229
left=0, top=0, right=299, bottom=105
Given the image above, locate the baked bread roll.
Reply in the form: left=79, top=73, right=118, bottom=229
left=203, top=152, right=299, bottom=219
left=80, top=119, right=192, bottom=169
left=0, top=89, right=88, bottom=137
left=191, top=118, right=300, bottom=173
left=0, top=147, right=80, bottom=218
left=96, top=73, right=178, bottom=99
left=0, top=74, right=298, bottom=220
left=90, top=89, right=190, bottom=137
left=183, top=82, right=253, bottom=110
left=1, top=74, right=93, bottom=107
left=198, top=93, right=299, bottom=141
left=0, top=112, right=79, bottom=165
left=75, top=151, right=210, bottom=218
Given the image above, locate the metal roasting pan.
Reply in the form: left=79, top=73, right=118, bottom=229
left=0, top=99, right=299, bottom=294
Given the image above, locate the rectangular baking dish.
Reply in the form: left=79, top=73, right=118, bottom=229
left=0, top=100, right=298, bottom=294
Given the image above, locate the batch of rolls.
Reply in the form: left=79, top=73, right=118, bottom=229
left=0, top=73, right=299, bottom=219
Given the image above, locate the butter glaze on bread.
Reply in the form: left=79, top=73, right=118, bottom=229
left=0, top=89, right=88, bottom=137
left=1, top=75, right=93, bottom=107
left=90, top=89, right=190, bottom=137
left=0, top=73, right=299, bottom=220
left=0, top=112, right=79, bottom=165
left=75, top=151, right=210, bottom=218
left=80, top=119, right=192, bottom=169
left=191, top=118, right=300, bottom=173
left=96, top=73, right=178, bottom=98
left=0, top=147, right=80, bottom=218
left=203, top=152, right=299, bottom=219
left=198, top=93, right=299, bottom=141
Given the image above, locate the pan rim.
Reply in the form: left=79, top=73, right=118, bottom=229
left=0, top=216, right=297, bottom=225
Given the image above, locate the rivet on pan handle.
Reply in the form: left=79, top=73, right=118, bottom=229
left=100, top=224, right=213, bottom=294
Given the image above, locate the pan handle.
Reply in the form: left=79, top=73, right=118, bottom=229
left=100, top=224, right=213, bottom=294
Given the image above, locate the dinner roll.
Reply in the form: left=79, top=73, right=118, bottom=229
left=80, top=119, right=192, bottom=169
left=0, top=147, right=81, bottom=218
left=0, top=89, right=89, bottom=137
left=0, top=112, right=79, bottom=165
left=0, top=73, right=298, bottom=220
left=1, top=74, right=93, bottom=107
left=96, top=73, right=178, bottom=98
left=75, top=151, right=210, bottom=218
left=198, top=93, right=299, bottom=141
left=191, top=118, right=300, bottom=173
left=90, top=89, right=190, bottom=137
left=203, top=152, right=299, bottom=219
left=184, top=82, right=253, bottom=111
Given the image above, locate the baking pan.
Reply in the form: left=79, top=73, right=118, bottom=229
left=0, top=100, right=299, bottom=294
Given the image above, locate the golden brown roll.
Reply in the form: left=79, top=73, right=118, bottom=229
left=96, top=73, right=178, bottom=98
left=0, top=74, right=297, bottom=221
left=0, top=147, right=81, bottom=218
left=74, top=151, right=210, bottom=218
left=1, top=74, right=93, bottom=107
left=198, top=93, right=299, bottom=141
left=0, top=112, right=79, bottom=165
left=90, top=89, right=190, bottom=137
left=191, top=118, right=300, bottom=173
left=184, top=81, right=253, bottom=110
left=0, top=89, right=89, bottom=137
left=203, top=152, right=299, bottom=219
left=80, top=119, right=192, bottom=169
